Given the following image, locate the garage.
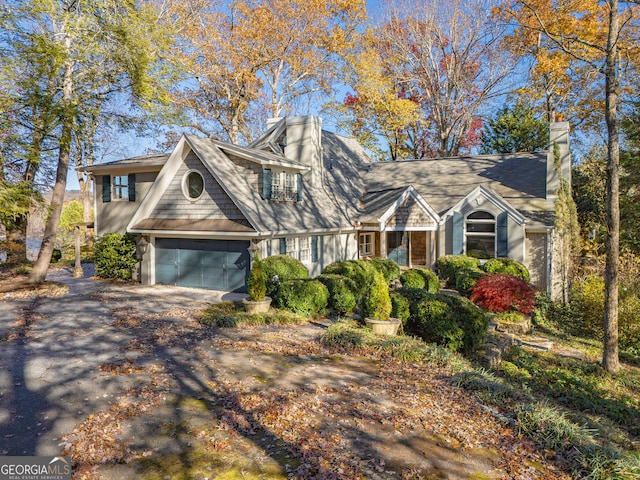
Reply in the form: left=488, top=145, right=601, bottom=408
left=155, top=238, right=250, bottom=292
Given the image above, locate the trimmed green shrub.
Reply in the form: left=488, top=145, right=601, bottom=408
left=51, top=248, right=62, bottom=263
left=436, top=255, right=481, bottom=287
left=390, top=292, right=410, bottom=324
left=273, top=278, right=328, bottom=316
left=400, top=269, right=425, bottom=289
left=482, top=257, right=530, bottom=282
left=369, top=258, right=401, bottom=282
left=260, top=255, right=309, bottom=298
left=470, top=274, right=536, bottom=314
left=94, top=233, right=137, bottom=280
left=359, top=271, right=392, bottom=321
left=406, top=293, right=488, bottom=353
left=454, top=268, right=484, bottom=295
left=247, top=252, right=267, bottom=301
left=416, top=268, right=440, bottom=293
left=317, top=274, right=358, bottom=315
left=322, top=260, right=377, bottom=296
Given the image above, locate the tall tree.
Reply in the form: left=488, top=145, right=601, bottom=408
left=169, top=0, right=366, bottom=144
left=480, top=103, right=549, bottom=154
left=501, top=0, right=640, bottom=373
left=1, top=0, right=170, bottom=283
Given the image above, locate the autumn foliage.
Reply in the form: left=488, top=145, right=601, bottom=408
left=470, top=274, right=536, bottom=314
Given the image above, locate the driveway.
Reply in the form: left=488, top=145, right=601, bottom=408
left=0, top=266, right=568, bottom=479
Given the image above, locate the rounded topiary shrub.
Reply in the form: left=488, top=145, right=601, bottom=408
left=436, top=255, right=481, bottom=287
left=470, top=274, right=536, bottom=314
left=482, top=258, right=530, bottom=282
left=406, top=293, right=488, bottom=353
left=369, top=258, right=401, bottom=282
left=94, top=233, right=137, bottom=280
left=247, top=253, right=267, bottom=301
left=390, top=291, right=410, bottom=325
left=260, top=255, right=309, bottom=298
left=322, top=260, right=377, bottom=296
left=317, top=274, right=358, bottom=315
left=359, top=271, right=392, bottom=321
left=273, top=279, right=328, bottom=317
left=416, top=268, right=440, bottom=294
left=400, top=269, right=426, bottom=289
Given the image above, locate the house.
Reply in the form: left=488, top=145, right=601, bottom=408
left=85, top=116, right=572, bottom=299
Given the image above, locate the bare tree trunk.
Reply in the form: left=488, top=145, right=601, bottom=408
left=602, top=0, right=620, bottom=374
left=29, top=37, right=74, bottom=284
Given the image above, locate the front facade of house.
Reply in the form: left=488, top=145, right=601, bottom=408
left=86, top=116, right=571, bottom=299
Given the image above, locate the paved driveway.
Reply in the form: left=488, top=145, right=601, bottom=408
left=0, top=266, right=566, bottom=479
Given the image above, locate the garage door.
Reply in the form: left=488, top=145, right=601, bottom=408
left=155, top=238, right=250, bottom=292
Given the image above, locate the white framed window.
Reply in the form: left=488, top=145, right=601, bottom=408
left=270, top=170, right=298, bottom=201
left=465, top=211, right=496, bottom=259
left=285, top=237, right=297, bottom=257
left=113, top=175, right=129, bottom=200
left=182, top=170, right=205, bottom=200
left=359, top=232, right=374, bottom=257
left=299, top=236, right=311, bottom=262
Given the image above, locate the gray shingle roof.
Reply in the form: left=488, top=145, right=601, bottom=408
left=362, top=152, right=555, bottom=225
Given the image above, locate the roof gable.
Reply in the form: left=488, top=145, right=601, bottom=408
left=443, top=185, right=527, bottom=225
left=360, top=186, right=440, bottom=229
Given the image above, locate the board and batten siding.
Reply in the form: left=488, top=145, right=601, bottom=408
left=150, top=152, right=246, bottom=221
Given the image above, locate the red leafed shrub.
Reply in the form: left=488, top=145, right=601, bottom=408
left=470, top=274, right=536, bottom=314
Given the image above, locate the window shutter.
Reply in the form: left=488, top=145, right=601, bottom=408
left=311, top=235, right=318, bottom=262
left=297, top=173, right=303, bottom=201
left=128, top=173, right=136, bottom=202
left=497, top=212, right=508, bottom=257
left=452, top=211, right=463, bottom=255
left=102, top=175, right=111, bottom=203
left=263, top=169, right=272, bottom=199
left=279, top=238, right=286, bottom=254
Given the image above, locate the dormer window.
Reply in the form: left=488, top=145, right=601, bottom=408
left=465, top=211, right=495, bottom=259
left=263, top=169, right=302, bottom=202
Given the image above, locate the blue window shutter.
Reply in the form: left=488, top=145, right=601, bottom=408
left=311, top=235, right=318, bottom=262
left=263, top=169, right=272, bottom=199
left=102, top=175, right=111, bottom=203
left=297, top=173, right=303, bottom=201
left=452, top=211, right=463, bottom=254
left=128, top=173, right=136, bottom=202
left=497, top=212, right=508, bottom=257
left=280, top=238, right=286, bottom=254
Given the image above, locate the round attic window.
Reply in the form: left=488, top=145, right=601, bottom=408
left=184, top=170, right=204, bottom=200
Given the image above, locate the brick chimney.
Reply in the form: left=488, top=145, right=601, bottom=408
left=547, top=121, right=571, bottom=199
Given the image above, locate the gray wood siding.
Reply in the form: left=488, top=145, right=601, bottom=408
left=95, top=171, right=157, bottom=236
left=150, top=152, right=246, bottom=221
left=385, top=198, right=436, bottom=229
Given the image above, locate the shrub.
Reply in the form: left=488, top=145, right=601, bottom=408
left=317, top=274, right=358, bottom=315
left=198, top=301, right=307, bottom=327
left=260, top=255, right=309, bottom=298
left=390, top=292, right=410, bottom=324
left=322, top=260, right=377, bottom=296
left=51, top=248, right=62, bottom=263
left=359, top=271, right=392, bottom=321
left=454, top=268, right=484, bottom=295
left=570, top=275, right=605, bottom=338
left=436, top=255, right=481, bottom=287
left=406, top=293, right=488, bottom=353
left=94, top=233, right=137, bottom=280
left=482, top=257, right=530, bottom=282
left=470, top=274, right=536, bottom=314
left=247, top=252, right=267, bottom=301
left=416, top=268, right=440, bottom=293
left=400, top=269, right=425, bottom=289
left=369, top=258, right=401, bottom=282
left=273, top=278, right=328, bottom=316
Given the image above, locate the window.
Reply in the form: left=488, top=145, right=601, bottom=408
left=280, top=236, right=318, bottom=263
left=359, top=233, right=374, bottom=257
left=272, top=172, right=297, bottom=201
left=183, top=170, right=205, bottom=200
left=113, top=175, right=129, bottom=200
left=465, top=211, right=495, bottom=259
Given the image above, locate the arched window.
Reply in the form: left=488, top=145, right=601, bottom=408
left=465, top=211, right=495, bottom=259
